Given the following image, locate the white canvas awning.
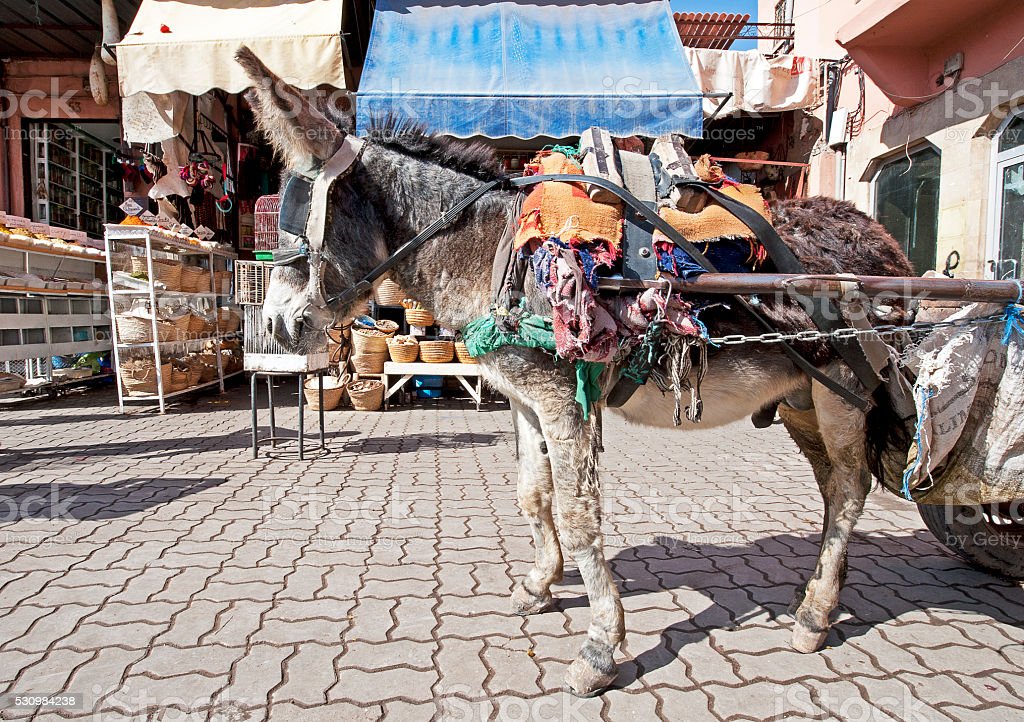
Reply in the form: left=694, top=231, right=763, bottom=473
left=684, top=47, right=820, bottom=117
left=117, top=0, right=348, bottom=97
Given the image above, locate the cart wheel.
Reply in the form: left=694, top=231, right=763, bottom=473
left=918, top=501, right=1024, bottom=580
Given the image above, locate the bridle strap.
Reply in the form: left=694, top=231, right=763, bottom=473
left=325, top=177, right=505, bottom=308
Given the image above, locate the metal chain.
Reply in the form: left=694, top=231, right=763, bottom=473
left=708, top=312, right=1009, bottom=346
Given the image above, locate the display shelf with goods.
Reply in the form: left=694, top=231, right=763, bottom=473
left=103, top=224, right=242, bottom=414
left=30, top=124, right=123, bottom=239
left=0, top=216, right=113, bottom=398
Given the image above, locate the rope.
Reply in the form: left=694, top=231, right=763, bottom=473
left=900, top=385, right=937, bottom=501
left=1003, top=303, right=1024, bottom=345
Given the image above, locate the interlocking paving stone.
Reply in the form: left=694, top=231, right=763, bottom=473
left=0, top=387, right=1022, bottom=720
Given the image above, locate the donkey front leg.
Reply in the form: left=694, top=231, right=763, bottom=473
left=789, top=381, right=872, bottom=653
left=541, top=412, right=624, bottom=697
left=510, top=401, right=563, bottom=615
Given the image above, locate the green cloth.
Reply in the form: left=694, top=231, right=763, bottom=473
left=463, top=312, right=604, bottom=418
left=574, top=361, right=603, bottom=421
left=463, top=312, right=556, bottom=356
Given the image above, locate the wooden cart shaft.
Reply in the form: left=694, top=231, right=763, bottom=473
left=598, top=274, right=1023, bottom=304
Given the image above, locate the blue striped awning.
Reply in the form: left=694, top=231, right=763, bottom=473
left=356, top=0, right=704, bottom=139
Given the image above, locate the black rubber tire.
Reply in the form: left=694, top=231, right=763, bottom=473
left=918, top=502, right=1024, bottom=580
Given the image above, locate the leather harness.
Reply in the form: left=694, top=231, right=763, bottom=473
left=272, top=139, right=891, bottom=412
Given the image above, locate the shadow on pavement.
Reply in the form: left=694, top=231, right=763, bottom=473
left=551, top=532, right=1024, bottom=689
left=0, top=476, right=230, bottom=521
left=339, top=432, right=508, bottom=454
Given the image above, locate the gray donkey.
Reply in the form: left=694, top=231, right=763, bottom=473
left=238, top=49, right=914, bottom=696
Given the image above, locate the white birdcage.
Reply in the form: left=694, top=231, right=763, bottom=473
left=254, top=194, right=281, bottom=251
left=235, top=261, right=274, bottom=305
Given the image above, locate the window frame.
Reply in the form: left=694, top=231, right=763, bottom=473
left=870, top=143, right=942, bottom=274
left=987, top=108, right=1024, bottom=279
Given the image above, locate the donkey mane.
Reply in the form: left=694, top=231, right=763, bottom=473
left=365, top=116, right=506, bottom=181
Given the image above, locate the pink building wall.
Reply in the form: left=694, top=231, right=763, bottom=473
left=758, top=0, right=1024, bottom=277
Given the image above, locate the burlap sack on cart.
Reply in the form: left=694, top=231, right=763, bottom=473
left=904, top=302, right=1024, bottom=504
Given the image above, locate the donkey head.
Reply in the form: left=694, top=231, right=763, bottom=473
left=236, top=47, right=386, bottom=351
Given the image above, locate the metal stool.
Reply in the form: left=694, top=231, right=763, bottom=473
left=250, top=370, right=327, bottom=460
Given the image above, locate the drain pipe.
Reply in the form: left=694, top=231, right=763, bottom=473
left=835, top=147, right=847, bottom=201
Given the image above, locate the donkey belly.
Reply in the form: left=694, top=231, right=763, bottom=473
left=611, top=349, right=806, bottom=429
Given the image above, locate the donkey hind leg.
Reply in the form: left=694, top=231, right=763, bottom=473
left=777, top=400, right=833, bottom=615
left=540, top=411, right=624, bottom=697
left=509, top=401, right=563, bottom=616
left=787, top=380, right=872, bottom=653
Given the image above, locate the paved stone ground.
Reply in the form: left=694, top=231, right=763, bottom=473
left=0, top=384, right=1022, bottom=722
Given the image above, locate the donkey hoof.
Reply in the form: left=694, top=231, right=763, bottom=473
left=564, top=643, right=617, bottom=697
left=564, top=658, right=617, bottom=698
left=511, top=584, right=553, bottom=616
left=791, top=624, right=828, bottom=653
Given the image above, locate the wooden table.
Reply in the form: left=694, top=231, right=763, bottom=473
left=382, top=362, right=484, bottom=411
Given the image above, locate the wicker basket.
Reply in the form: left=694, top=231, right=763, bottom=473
left=131, top=256, right=182, bottom=291
left=213, top=270, right=232, bottom=295
left=303, top=374, right=348, bottom=411
left=351, top=351, right=387, bottom=375
left=197, top=357, right=219, bottom=383
left=348, top=379, right=384, bottom=411
left=169, top=366, right=190, bottom=392
left=167, top=312, right=192, bottom=337
left=180, top=266, right=209, bottom=293
left=387, top=336, right=419, bottom=363
left=419, top=340, right=454, bottom=363
left=376, top=279, right=405, bottom=306
left=217, top=308, right=241, bottom=335
left=454, top=341, right=477, bottom=364
left=116, top=314, right=178, bottom=344
left=187, top=314, right=213, bottom=338
left=375, top=319, right=399, bottom=336
left=351, top=326, right=389, bottom=354
left=405, top=308, right=435, bottom=327
left=121, top=362, right=171, bottom=396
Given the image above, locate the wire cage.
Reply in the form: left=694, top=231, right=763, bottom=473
left=254, top=194, right=281, bottom=251
left=235, top=261, right=274, bottom=306
left=243, top=305, right=329, bottom=373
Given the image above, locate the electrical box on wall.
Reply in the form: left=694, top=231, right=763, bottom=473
left=944, top=52, right=965, bottom=78
left=828, top=107, right=850, bottom=148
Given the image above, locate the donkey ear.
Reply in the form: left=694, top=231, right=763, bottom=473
left=235, top=45, right=344, bottom=171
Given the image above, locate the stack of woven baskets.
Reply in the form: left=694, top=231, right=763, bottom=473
left=350, top=320, right=397, bottom=374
